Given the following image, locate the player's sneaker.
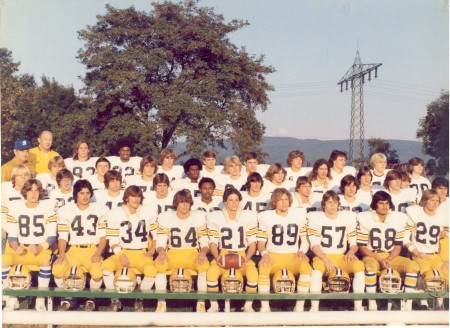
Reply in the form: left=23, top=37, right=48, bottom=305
left=224, top=300, right=230, bottom=313
left=368, top=300, right=377, bottom=311
left=4, top=297, right=19, bottom=311
left=208, top=301, right=219, bottom=313
left=84, top=300, right=95, bottom=312
left=260, top=303, right=271, bottom=313
left=58, top=300, right=71, bottom=311
left=109, top=300, right=122, bottom=312
left=35, top=297, right=46, bottom=312
left=134, top=299, right=144, bottom=312
left=156, top=301, right=166, bottom=313
left=196, top=302, right=206, bottom=313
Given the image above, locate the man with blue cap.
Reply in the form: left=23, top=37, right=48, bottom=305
left=1, top=139, right=35, bottom=182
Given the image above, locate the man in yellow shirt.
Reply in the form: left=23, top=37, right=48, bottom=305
left=1, top=139, right=35, bottom=182
left=29, top=131, right=60, bottom=174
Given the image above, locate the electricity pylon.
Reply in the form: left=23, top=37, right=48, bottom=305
left=338, top=51, right=382, bottom=166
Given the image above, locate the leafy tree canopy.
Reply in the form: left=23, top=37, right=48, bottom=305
left=367, top=137, right=400, bottom=165
left=417, top=90, right=449, bottom=176
left=78, top=0, right=274, bottom=159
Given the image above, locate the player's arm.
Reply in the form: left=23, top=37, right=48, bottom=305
left=297, top=221, right=309, bottom=259
left=92, top=236, right=107, bottom=263
left=196, top=217, right=210, bottom=265
left=311, top=244, right=335, bottom=272
left=245, top=241, right=256, bottom=265
left=6, top=214, right=25, bottom=255
left=256, top=216, right=270, bottom=265
left=404, top=212, right=427, bottom=260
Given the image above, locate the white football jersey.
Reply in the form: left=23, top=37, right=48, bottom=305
left=409, top=176, right=431, bottom=203
left=106, top=204, right=158, bottom=250
left=357, top=211, right=408, bottom=252
left=201, top=165, right=224, bottom=178
left=257, top=208, right=308, bottom=254
left=370, top=169, right=390, bottom=187
left=143, top=190, right=176, bottom=214
left=6, top=199, right=57, bottom=245
left=107, top=156, right=142, bottom=177
left=1, top=182, right=24, bottom=204
left=156, top=210, right=208, bottom=250
left=94, top=190, right=124, bottom=210
left=207, top=208, right=258, bottom=252
left=86, top=174, right=107, bottom=191
left=50, top=189, right=75, bottom=210
left=241, top=192, right=271, bottom=213
left=260, top=179, right=295, bottom=193
left=285, top=167, right=312, bottom=184
left=355, top=185, right=385, bottom=209
left=158, top=165, right=184, bottom=181
left=387, top=189, right=415, bottom=213
left=310, top=181, right=330, bottom=195
left=405, top=205, right=448, bottom=254
left=290, top=192, right=322, bottom=213
left=192, top=196, right=222, bottom=213
left=64, top=157, right=98, bottom=179
left=339, top=195, right=370, bottom=213
left=36, top=173, right=58, bottom=199
left=214, top=174, right=247, bottom=192
left=171, top=178, right=201, bottom=197
left=307, top=210, right=357, bottom=254
left=329, top=166, right=357, bottom=193
left=125, top=175, right=154, bottom=193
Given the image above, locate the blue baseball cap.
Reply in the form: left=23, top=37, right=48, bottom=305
left=14, top=139, right=31, bottom=150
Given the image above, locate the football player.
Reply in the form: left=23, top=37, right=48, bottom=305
left=284, top=150, right=311, bottom=183
left=94, top=170, right=124, bottom=210
left=432, top=177, right=448, bottom=264
left=241, top=173, right=270, bottom=213
left=200, top=150, right=224, bottom=178
left=307, top=190, right=365, bottom=311
left=405, top=190, right=449, bottom=310
left=50, top=169, right=75, bottom=210
left=107, top=140, right=142, bottom=177
left=407, top=157, right=431, bottom=203
left=192, top=178, right=222, bottom=212
left=338, top=175, right=369, bottom=213
left=241, top=151, right=269, bottom=178
left=257, top=188, right=312, bottom=312
left=291, top=176, right=322, bottom=212
left=52, top=179, right=108, bottom=311
left=86, top=157, right=111, bottom=191
left=102, top=186, right=158, bottom=312
left=369, top=153, right=390, bottom=187
left=158, top=149, right=184, bottom=181
left=384, top=170, right=416, bottom=213
left=327, top=150, right=356, bottom=193
left=143, top=173, right=175, bottom=214
left=125, top=156, right=158, bottom=193
left=171, top=158, right=202, bottom=197
left=357, top=191, right=419, bottom=311
left=36, top=155, right=66, bottom=199
left=261, top=163, right=294, bottom=193
left=207, top=188, right=258, bottom=313
left=215, top=156, right=247, bottom=192
left=308, top=159, right=332, bottom=195
left=64, top=140, right=98, bottom=179
left=355, top=166, right=384, bottom=207
left=2, top=179, right=57, bottom=311
left=154, top=189, right=210, bottom=312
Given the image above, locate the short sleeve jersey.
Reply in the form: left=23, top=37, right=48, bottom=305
left=143, top=190, right=176, bottom=214
left=156, top=210, right=208, bottom=250
left=357, top=211, right=408, bottom=252
left=307, top=210, right=357, bottom=254
left=50, top=189, right=75, bottom=210
left=36, top=173, right=57, bottom=199
left=339, top=195, right=370, bottom=213
left=57, top=203, right=108, bottom=245
left=192, top=196, right=222, bottom=213
left=94, top=190, right=124, bottom=210
left=124, top=175, right=154, bottom=193
left=285, top=167, right=312, bottom=184
left=241, top=192, right=271, bottom=213
left=107, top=156, right=142, bottom=177
left=64, top=157, right=98, bottom=179
left=257, top=208, right=308, bottom=254
left=106, top=204, right=158, bottom=250
left=409, top=176, right=431, bottom=203
left=387, top=189, right=416, bottom=213
left=171, top=178, right=201, bottom=197
left=290, top=192, right=322, bottom=213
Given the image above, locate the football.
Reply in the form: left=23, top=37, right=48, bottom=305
left=217, top=253, right=245, bottom=269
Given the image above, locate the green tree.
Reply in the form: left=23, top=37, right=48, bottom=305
left=367, top=137, right=400, bottom=165
left=417, top=90, right=449, bottom=176
left=77, top=0, right=274, bottom=159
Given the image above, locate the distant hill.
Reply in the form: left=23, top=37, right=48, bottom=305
left=174, top=136, right=429, bottom=165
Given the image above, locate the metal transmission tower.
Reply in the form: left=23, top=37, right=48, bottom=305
left=338, top=51, right=382, bottom=166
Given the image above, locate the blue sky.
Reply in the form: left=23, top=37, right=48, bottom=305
left=1, top=0, right=448, bottom=141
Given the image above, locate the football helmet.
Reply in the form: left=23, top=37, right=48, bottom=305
left=379, top=268, right=402, bottom=294
left=8, top=264, right=31, bottom=290
left=114, top=268, right=137, bottom=293
left=169, top=268, right=192, bottom=293
left=272, top=268, right=295, bottom=294
left=423, top=269, right=447, bottom=293
left=63, top=266, right=86, bottom=291
left=327, top=268, right=350, bottom=293
left=221, top=268, right=243, bottom=293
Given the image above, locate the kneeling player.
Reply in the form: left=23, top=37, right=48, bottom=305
left=102, top=185, right=159, bottom=312
left=2, top=179, right=57, bottom=311
left=207, top=188, right=258, bottom=312
left=357, top=191, right=419, bottom=311
left=155, top=189, right=210, bottom=312
left=307, top=190, right=365, bottom=311
left=257, top=188, right=312, bottom=312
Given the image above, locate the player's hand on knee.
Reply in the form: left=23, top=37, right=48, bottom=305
left=15, top=246, right=26, bottom=256
left=28, top=244, right=41, bottom=255
left=324, top=258, right=336, bottom=272
left=156, top=252, right=167, bottom=266
left=259, top=253, right=271, bottom=267
left=119, top=254, right=130, bottom=267
left=143, top=250, right=153, bottom=258
left=196, top=252, right=208, bottom=265
left=441, top=261, right=449, bottom=270
left=91, top=253, right=102, bottom=263
left=344, top=252, right=357, bottom=263
left=296, top=251, right=308, bottom=261
left=54, top=253, right=67, bottom=264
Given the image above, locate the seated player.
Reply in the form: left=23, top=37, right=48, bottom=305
left=200, top=150, right=224, bottom=178
left=432, top=177, right=449, bottom=265
left=327, top=150, right=356, bottom=193
left=125, top=156, right=158, bottom=192
left=405, top=190, right=449, bottom=310
left=192, top=177, right=222, bottom=212
left=52, top=180, right=108, bottom=312
left=384, top=170, right=416, bottom=213
left=369, top=153, right=390, bottom=187
left=215, top=156, right=247, bottom=192
left=338, top=175, right=369, bottom=213
left=357, top=191, right=419, bottom=311
left=2, top=179, right=57, bottom=311
left=284, top=150, right=311, bottom=183
left=257, top=188, right=312, bottom=312
left=143, top=173, right=175, bottom=214
left=94, top=170, right=124, bottom=210
left=261, top=163, right=294, bottom=193
left=64, top=139, right=98, bottom=179
left=207, top=188, right=258, bottom=313
left=241, top=173, right=270, bottom=213
left=308, top=159, right=332, bottom=195
left=36, top=155, right=66, bottom=199
left=171, top=158, right=202, bottom=197
left=407, top=157, right=431, bottom=203
left=107, top=139, right=142, bottom=177
left=102, top=186, right=158, bottom=312
left=291, top=176, right=321, bottom=212
left=307, top=190, right=365, bottom=311
left=86, top=157, right=111, bottom=191
left=154, top=189, right=210, bottom=312
left=50, top=169, right=75, bottom=210
left=158, top=149, right=184, bottom=181
left=1, top=165, right=31, bottom=206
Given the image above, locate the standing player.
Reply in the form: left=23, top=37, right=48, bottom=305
left=125, top=156, right=158, bottom=192
left=369, top=153, right=390, bottom=187
left=338, top=175, right=369, bottom=213
left=200, top=150, right=224, bottom=178
left=284, top=150, right=311, bottom=183
left=355, top=166, right=384, bottom=207
left=107, top=140, right=142, bottom=178
left=154, top=189, right=210, bottom=312
left=307, top=190, right=365, bottom=311
left=94, top=170, right=124, bottom=210
left=102, top=186, right=158, bottom=312
left=171, top=158, right=202, bottom=197
left=327, top=150, right=356, bottom=193
left=241, top=173, right=271, bottom=213
left=50, top=169, right=75, bottom=210
left=86, top=157, right=111, bottom=191
left=384, top=170, right=416, bottom=213
left=29, top=130, right=60, bottom=174
left=215, top=156, right=247, bottom=192
left=308, top=159, right=332, bottom=195
left=144, top=173, right=175, bottom=214
left=2, top=179, right=57, bottom=311
left=357, top=191, right=419, bottom=311
left=36, top=156, right=66, bottom=199
left=261, top=163, right=294, bottom=193
left=257, top=188, right=312, bottom=312
left=64, top=140, right=98, bottom=179
left=291, top=176, right=322, bottom=212
left=52, top=180, right=108, bottom=311
left=241, top=152, right=269, bottom=178
left=407, top=157, right=431, bottom=203
left=158, top=149, right=184, bottom=181
left=192, top=178, right=222, bottom=213
left=207, top=188, right=258, bottom=313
